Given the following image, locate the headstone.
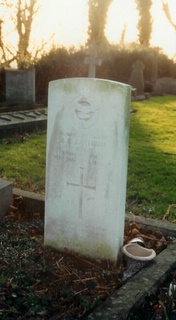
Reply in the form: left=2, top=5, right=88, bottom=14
left=6, top=68, right=35, bottom=104
left=0, top=179, right=13, bottom=217
left=129, top=60, right=145, bottom=95
left=84, top=54, right=102, bottom=78
left=151, top=52, right=158, bottom=86
left=45, top=78, right=131, bottom=262
left=153, top=77, right=176, bottom=96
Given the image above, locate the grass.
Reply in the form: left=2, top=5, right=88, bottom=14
left=127, top=95, right=176, bottom=219
left=0, top=95, right=176, bottom=220
left=0, top=132, right=46, bottom=193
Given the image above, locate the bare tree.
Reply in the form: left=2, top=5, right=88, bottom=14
left=0, top=0, right=50, bottom=68
left=16, top=0, right=38, bottom=68
left=162, top=1, right=176, bottom=29
left=120, top=24, right=127, bottom=47
left=162, top=1, right=176, bottom=59
left=0, top=18, right=17, bottom=67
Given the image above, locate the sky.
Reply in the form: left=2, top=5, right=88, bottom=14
left=1, top=0, right=176, bottom=60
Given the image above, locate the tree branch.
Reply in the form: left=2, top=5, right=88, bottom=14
left=162, top=1, right=176, bottom=29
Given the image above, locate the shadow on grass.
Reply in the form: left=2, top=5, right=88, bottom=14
left=127, top=99, right=176, bottom=220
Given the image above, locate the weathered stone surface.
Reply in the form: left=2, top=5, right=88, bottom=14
left=45, top=78, right=131, bottom=262
left=153, top=77, right=176, bottom=96
left=86, top=242, right=176, bottom=319
left=6, top=68, right=35, bottom=104
left=129, top=60, right=145, bottom=95
left=0, top=109, right=47, bottom=137
left=13, top=188, right=44, bottom=216
left=84, top=54, right=102, bottom=78
left=0, top=180, right=13, bottom=217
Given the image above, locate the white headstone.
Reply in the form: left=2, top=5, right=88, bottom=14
left=45, top=78, right=131, bottom=262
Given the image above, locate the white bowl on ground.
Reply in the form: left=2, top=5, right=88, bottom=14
left=122, top=243, right=156, bottom=279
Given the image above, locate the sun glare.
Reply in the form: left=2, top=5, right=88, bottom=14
left=106, top=0, right=176, bottom=59
left=32, top=0, right=88, bottom=50
left=151, top=0, right=176, bottom=58
left=0, top=0, right=175, bottom=59
left=106, top=0, right=138, bottom=44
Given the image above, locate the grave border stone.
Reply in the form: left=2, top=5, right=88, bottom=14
left=0, top=179, right=13, bottom=217
left=12, top=187, right=176, bottom=320
left=0, top=109, right=47, bottom=137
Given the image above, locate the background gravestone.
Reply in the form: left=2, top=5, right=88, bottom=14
left=6, top=68, right=35, bottom=104
left=129, top=59, right=145, bottom=95
left=151, top=52, right=158, bottom=86
left=45, top=78, right=131, bottom=262
left=153, top=77, right=176, bottom=96
left=84, top=54, right=102, bottom=78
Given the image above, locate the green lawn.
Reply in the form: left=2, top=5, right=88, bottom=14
left=0, top=132, right=46, bottom=193
left=127, top=95, right=176, bottom=219
left=0, top=95, right=175, bottom=220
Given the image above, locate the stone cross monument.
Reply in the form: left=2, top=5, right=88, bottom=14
left=84, top=53, right=102, bottom=78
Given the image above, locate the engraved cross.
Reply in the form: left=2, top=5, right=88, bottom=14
left=67, top=167, right=96, bottom=219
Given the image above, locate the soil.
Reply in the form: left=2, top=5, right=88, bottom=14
left=0, top=196, right=171, bottom=319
